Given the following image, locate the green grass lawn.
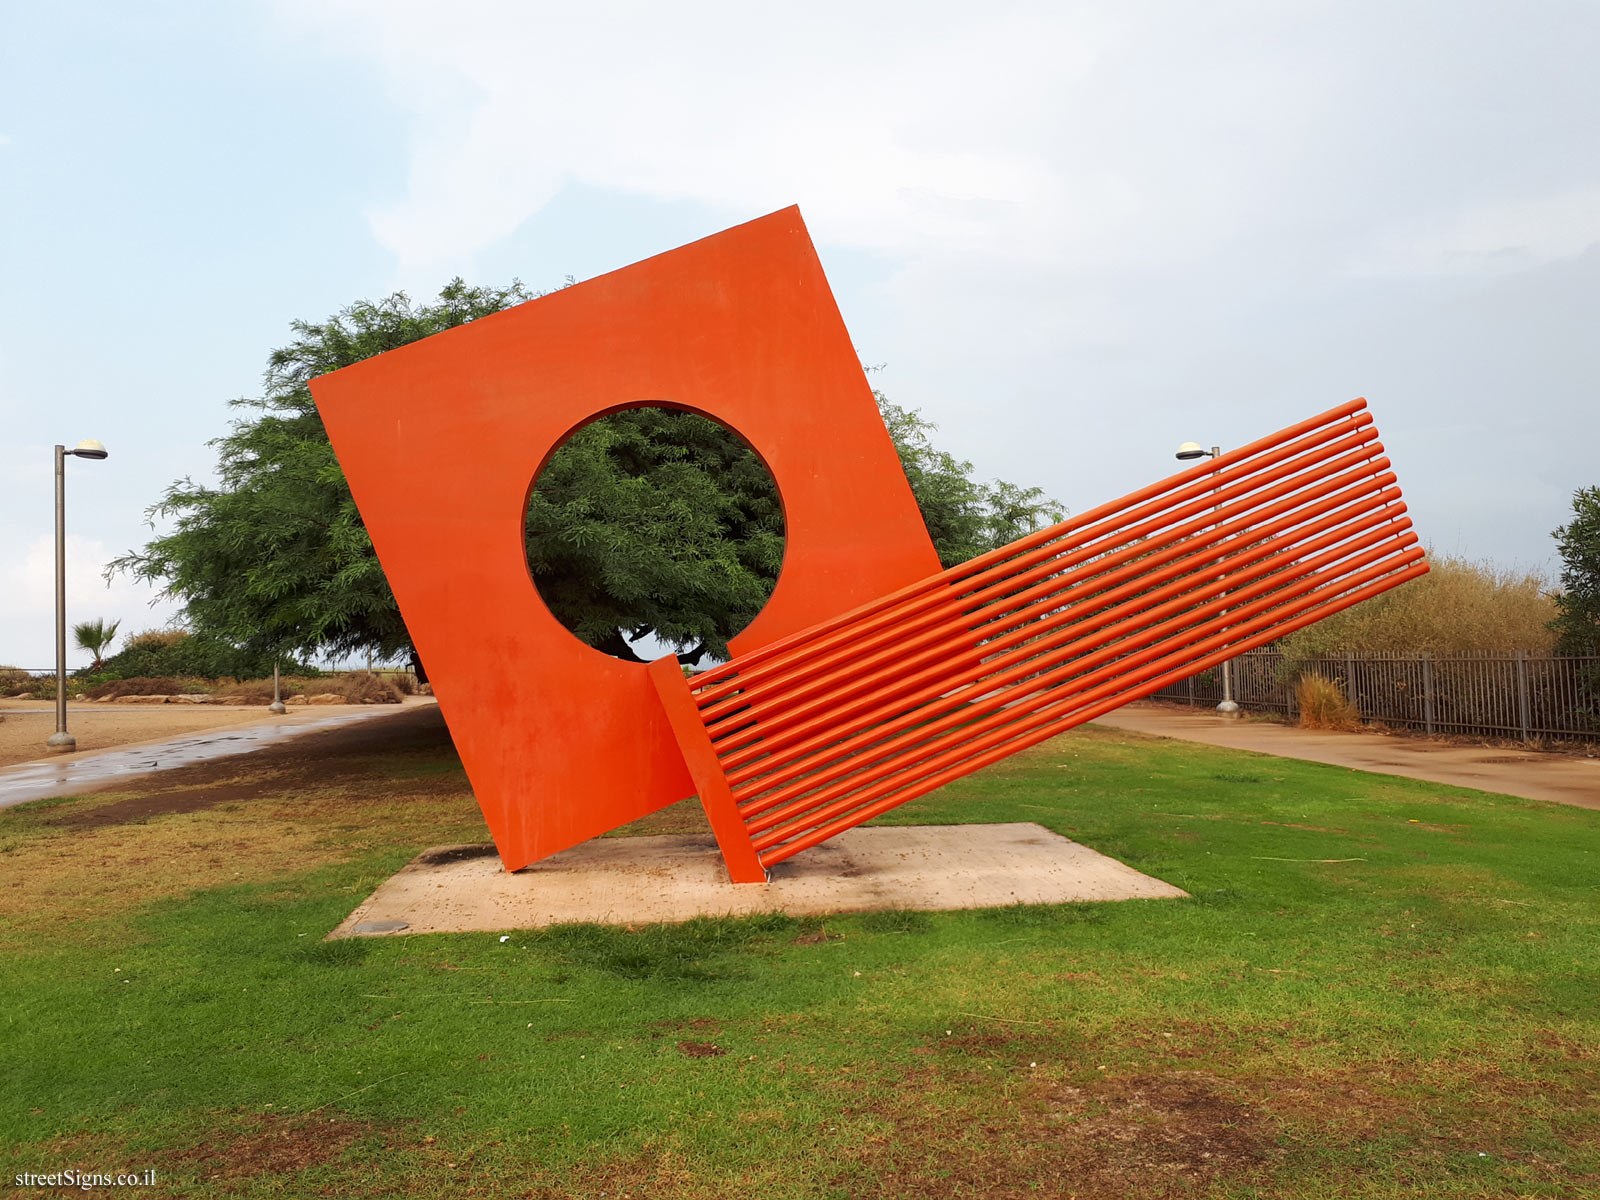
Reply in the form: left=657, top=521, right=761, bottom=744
left=1, top=717, right=1595, bottom=1198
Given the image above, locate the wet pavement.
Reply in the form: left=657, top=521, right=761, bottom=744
left=0, top=706, right=427, bottom=810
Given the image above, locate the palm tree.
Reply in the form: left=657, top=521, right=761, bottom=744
left=73, top=618, right=121, bottom=672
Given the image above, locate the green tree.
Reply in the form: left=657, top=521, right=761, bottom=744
left=114, top=281, right=1063, bottom=671
left=525, top=406, right=784, bottom=663
left=877, top=395, right=1065, bottom=567
left=1550, top=485, right=1600, bottom=655
left=112, top=281, right=533, bottom=677
left=72, top=618, right=120, bottom=671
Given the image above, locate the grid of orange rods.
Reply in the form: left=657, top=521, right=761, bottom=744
left=683, top=399, right=1426, bottom=870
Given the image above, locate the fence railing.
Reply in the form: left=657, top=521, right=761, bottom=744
left=1155, top=649, right=1600, bottom=743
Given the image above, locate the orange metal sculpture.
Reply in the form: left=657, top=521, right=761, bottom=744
left=312, top=207, right=1426, bottom=883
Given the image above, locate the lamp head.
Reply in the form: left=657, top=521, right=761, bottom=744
left=1175, top=441, right=1210, bottom=461
left=70, top=440, right=108, bottom=460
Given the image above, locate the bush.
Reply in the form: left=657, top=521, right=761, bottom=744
left=1296, top=672, right=1359, bottom=730
left=210, top=678, right=289, bottom=704
left=1275, top=553, right=1556, bottom=665
left=334, top=672, right=404, bottom=704
left=0, top=667, right=32, bottom=696
left=381, top=671, right=415, bottom=696
left=7, top=674, right=59, bottom=700
left=121, top=629, right=188, bottom=653
left=90, top=631, right=319, bottom=683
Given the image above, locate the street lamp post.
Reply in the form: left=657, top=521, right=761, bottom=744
left=47, top=440, right=109, bottom=753
left=1175, top=440, right=1240, bottom=717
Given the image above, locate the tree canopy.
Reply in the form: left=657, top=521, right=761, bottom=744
left=114, top=281, right=1064, bottom=671
left=1550, top=485, right=1600, bottom=655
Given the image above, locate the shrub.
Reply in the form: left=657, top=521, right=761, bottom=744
left=0, top=667, right=31, bottom=696
left=91, top=631, right=319, bottom=683
left=122, top=629, right=188, bottom=653
left=383, top=672, right=416, bottom=696
left=1275, top=553, right=1556, bottom=668
left=211, top=678, right=288, bottom=704
left=334, top=672, right=404, bottom=704
left=1296, top=672, right=1359, bottom=730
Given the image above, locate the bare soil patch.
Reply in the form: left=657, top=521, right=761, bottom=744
left=841, top=1066, right=1270, bottom=1199
left=164, top=1113, right=372, bottom=1183
left=677, top=1040, right=727, bottom=1058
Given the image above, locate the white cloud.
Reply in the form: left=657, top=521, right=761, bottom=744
left=0, top=534, right=182, bottom=670
left=262, top=0, right=1600, bottom=577
left=1352, top=185, right=1600, bottom=277
left=279, top=0, right=1600, bottom=292
left=276, top=1, right=1223, bottom=277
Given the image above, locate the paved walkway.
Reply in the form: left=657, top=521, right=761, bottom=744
left=0, top=700, right=436, bottom=810
left=1090, top=704, right=1600, bottom=811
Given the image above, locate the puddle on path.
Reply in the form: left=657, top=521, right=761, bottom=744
left=0, top=708, right=416, bottom=810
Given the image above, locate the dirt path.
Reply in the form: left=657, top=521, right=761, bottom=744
left=0, top=699, right=445, bottom=810
left=0, top=696, right=418, bottom=769
left=1091, top=703, right=1600, bottom=811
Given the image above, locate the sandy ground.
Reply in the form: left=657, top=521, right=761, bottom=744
left=1092, top=702, right=1600, bottom=810
left=0, top=696, right=411, bottom=769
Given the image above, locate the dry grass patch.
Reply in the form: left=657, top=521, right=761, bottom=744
left=0, top=804, right=343, bottom=950
left=1297, top=671, right=1360, bottom=730
left=163, top=1113, right=375, bottom=1185
left=0, top=709, right=483, bottom=949
left=837, top=1064, right=1270, bottom=1200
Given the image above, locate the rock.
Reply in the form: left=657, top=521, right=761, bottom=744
left=306, top=693, right=345, bottom=705
left=172, top=693, right=214, bottom=704
left=286, top=694, right=309, bottom=706
left=115, top=694, right=172, bottom=704
left=95, top=696, right=114, bottom=703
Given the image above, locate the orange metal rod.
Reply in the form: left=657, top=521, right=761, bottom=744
left=696, top=417, right=1378, bottom=715
left=714, top=468, right=1401, bottom=762
left=742, top=529, right=1417, bottom=830
left=704, top=434, right=1388, bottom=731
left=756, top=556, right=1430, bottom=865
left=693, top=399, right=1373, bottom=695
left=701, top=431, right=1387, bottom=728
left=728, top=499, right=1410, bottom=801
left=750, top=545, right=1426, bottom=852
left=692, top=404, right=1373, bottom=703
left=742, top=531, right=1419, bottom=833
left=723, top=489, right=1408, bottom=787
left=715, top=470, right=1403, bottom=773
left=740, top=528, right=1422, bottom=834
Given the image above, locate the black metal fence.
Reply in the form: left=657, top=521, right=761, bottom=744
left=1154, top=650, right=1600, bottom=743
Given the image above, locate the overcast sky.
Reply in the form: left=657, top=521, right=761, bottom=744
left=3, top=1, right=1597, bottom=669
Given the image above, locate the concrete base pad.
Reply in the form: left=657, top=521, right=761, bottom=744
left=330, top=823, right=1187, bottom=937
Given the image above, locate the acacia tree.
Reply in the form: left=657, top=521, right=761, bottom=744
left=1550, top=485, right=1600, bottom=655
left=114, top=281, right=1064, bottom=672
